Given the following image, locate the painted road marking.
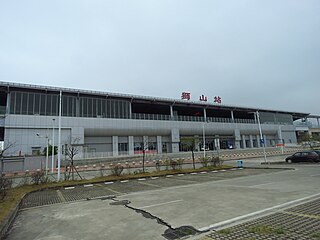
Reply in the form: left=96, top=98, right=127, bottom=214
left=311, top=174, right=320, bottom=177
left=140, top=200, right=183, bottom=209
left=84, top=184, right=93, bottom=187
left=191, top=172, right=198, bottom=175
left=138, top=178, right=146, bottom=181
left=64, top=187, right=75, bottom=190
left=120, top=180, right=129, bottom=183
left=177, top=174, right=184, bottom=176
left=248, top=182, right=274, bottom=188
left=200, top=172, right=207, bottom=174
left=211, top=171, right=218, bottom=173
left=151, top=177, right=159, bottom=180
left=104, top=182, right=114, bottom=185
left=166, top=175, right=173, bottom=177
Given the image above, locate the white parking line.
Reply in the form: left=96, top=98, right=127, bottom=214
left=104, top=182, right=114, bottom=185
left=166, top=175, right=173, bottom=177
left=84, top=184, right=93, bottom=187
left=151, top=177, right=159, bottom=180
left=120, top=180, right=129, bottom=183
left=140, top=200, right=183, bottom=209
left=211, top=171, right=218, bottom=173
left=200, top=172, right=207, bottom=174
left=220, top=170, right=226, bottom=172
left=311, top=174, right=320, bottom=177
left=64, top=187, right=75, bottom=190
left=191, top=172, right=198, bottom=175
left=248, top=182, right=274, bottom=188
left=138, top=178, right=146, bottom=181
left=177, top=174, right=184, bottom=176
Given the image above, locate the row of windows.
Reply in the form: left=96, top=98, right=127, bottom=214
left=9, top=91, right=130, bottom=119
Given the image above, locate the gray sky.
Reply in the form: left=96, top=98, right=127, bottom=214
left=1, top=0, right=319, bottom=114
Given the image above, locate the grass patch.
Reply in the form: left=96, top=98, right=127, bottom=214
left=246, top=225, right=286, bottom=235
left=311, top=232, right=320, bottom=239
left=0, top=165, right=232, bottom=226
left=217, top=228, right=233, bottom=234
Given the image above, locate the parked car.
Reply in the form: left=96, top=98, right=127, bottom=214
left=285, top=151, right=320, bottom=163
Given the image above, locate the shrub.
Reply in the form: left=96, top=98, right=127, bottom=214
left=210, top=156, right=221, bottom=167
left=0, top=175, right=12, bottom=200
left=31, top=170, right=48, bottom=185
left=111, top=165, right=124, bottom=176
left=170, top=159, right=178, bottom=170
left=200, top=156, right=210, bottom=167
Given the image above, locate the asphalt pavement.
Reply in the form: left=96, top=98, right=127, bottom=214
left=4, top=157, right=320, bottom=240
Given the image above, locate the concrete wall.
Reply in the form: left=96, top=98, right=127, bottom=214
left=3, top=114, right=297, bottom=156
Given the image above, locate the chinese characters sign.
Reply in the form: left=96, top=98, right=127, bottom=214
left=180, top=92, right=222, bottom=104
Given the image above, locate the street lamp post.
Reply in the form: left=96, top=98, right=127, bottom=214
left=256, top=111, right=267, bottom=164
left=202, top=123, right=206, bottom=159
left=51, top=118, right=55, bottom=173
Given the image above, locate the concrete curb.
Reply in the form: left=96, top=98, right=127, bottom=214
left=0, top=193, right=26, bottom=239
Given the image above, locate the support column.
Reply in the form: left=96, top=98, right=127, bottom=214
left=249, top=135, right=254, bottom=148
left=129, top=102, right=132, bottom=119
left=112, top=136, right=118, bottom=156
left=242, top=135, right=246, bottom=149
left=128, top=136, right=134, bottom=155
left=257, top=135, right=261, bottom=148
left=171, top=129, right=180, bottom=153
left=234, top=129, right=241, bottom=149
left=143, top=136, right=149, bottom=150
left=214, top=135, right=220, bottom=150
left=170, top=105, right=174, bottom=120
left=264, top=135, right=267, bottom=147
left=157, top=136, right=162, bottom=154
left=6, top=92, right=10, bottom=114
left=203, top=108, right=207, bottom=122
left=230, top=110, right=234, bottom=123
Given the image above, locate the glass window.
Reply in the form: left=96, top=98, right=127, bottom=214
left=34, top=94, right=40, bottom=114
left=15, top=92, right=22, bottom=114
left=28, top=93, right=34, bottom=115
left=40, top=94, right=46, bottom=115
left=10, top=92, right=15, bottom=114
left=22, top=92, right=28, bottom=114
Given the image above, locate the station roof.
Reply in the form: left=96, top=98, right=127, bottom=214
left=0, top=81, right=310, bottom=120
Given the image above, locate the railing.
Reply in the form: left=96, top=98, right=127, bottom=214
left=131, top=113, right=257, bottom=124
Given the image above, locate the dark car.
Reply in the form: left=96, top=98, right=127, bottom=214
left=285, top=151, right=320, bottom=163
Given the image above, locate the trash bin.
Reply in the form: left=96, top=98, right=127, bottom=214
left=237, top=160, right=243, bottom=168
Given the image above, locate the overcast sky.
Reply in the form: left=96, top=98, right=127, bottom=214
left=0, top=0, right=319, bottom=115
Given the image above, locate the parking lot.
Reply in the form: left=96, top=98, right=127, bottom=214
left=5, top=160, right=320, bottom=240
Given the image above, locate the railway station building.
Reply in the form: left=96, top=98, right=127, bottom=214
left=0, top=81, right=309, bottom=158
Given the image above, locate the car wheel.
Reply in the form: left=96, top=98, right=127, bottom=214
left=286, top=159, right=292, bottom=164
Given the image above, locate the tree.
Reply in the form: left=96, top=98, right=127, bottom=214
left=42, top=145, right=58, bottom=156
left=64, top=137, right=82, bottom=180
left=180, top=137, right=198, bottom=169
left=299, top=133, right=320, bottom=149
left=0, top=141, right=16, bottom=175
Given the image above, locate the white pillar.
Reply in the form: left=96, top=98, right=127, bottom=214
left=128, top=136, right=134, bottom=155
left=112, top=136, right=119, bottom=156
left=242, top=135, right=246, bottom=149
left=157, top=136, right=162, bottom=154
left=249, top=135, right=254, bottom=148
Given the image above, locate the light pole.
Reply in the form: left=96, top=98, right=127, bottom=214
left=51, top=118, right=55, bottom=173
left=202, top=123, right=206, bottom=159
left=36, top=133, right=49, bottom=176
left=278, top=125, right=284, bottom=154
left=256, top=111, right=267, bottom=164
